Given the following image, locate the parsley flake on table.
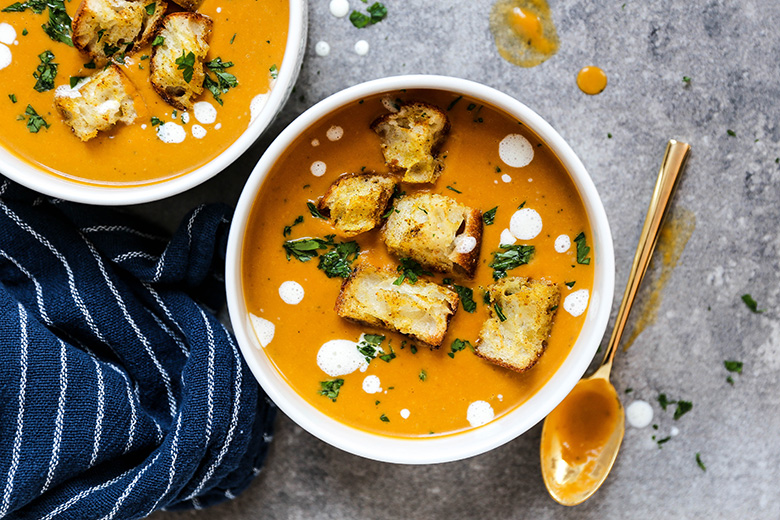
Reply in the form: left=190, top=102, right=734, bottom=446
left=727, top=129, right=736, bottom=137
left=489, top=244, right=534, bottom=280
left=724, top=360, right=743, bottom=374
left=394, top=257, right=432, bottom=285
left=673, top=400, right=692, bottom=420
left=350, top=2, right=387, bottom=28
left=695, top=452, right=706, bottom=471
left=741, top=293, right=764, bottom=313
left=318, top=379, right=344, bottom=402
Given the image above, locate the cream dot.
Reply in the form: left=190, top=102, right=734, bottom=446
left=670, top=426, right=680, bottom=436
left=191, top=124, right=207, bottom=139
left=215, top=123, right=222, bottom=130
left=467, top=401, right=494, bottom=427
left=311, top=138, right=320, bottom=147
left=0, top=43, right=12, bottom=71
left=317, top=339, right=366, bottom=377
left=0, top=23, right=16, bottom=45
left=501, top=173, right=512, bottom=183
left=329, top=0, right=349, bottom=17
left=454, top=234, right=477, bottom=254
left=509, top=208, right=543, bottom=240
left=554, top=234, right=571, bottom=253
left=310, top=161, right=327, bottom=177
left=249, top=313, right=275, bottom=348
left=626, top=400, right=653, bottom=428
left=156, top=122, right=186, bottom=144
left=315, top=41, right=330, bottom=56
left=400, top=409, right=411, bottom=419
left=193, top=101, right=217, bottom=124
left=499, top=228, right=516, bottom=246
left=326, top=125, right=344, bottom=141
left=499, top=134, right=534, bottom=167
left=278, top=280, right=304, bottom=305
left=362, top=375, right=382, bottom=394
left=181, top=112, right=190, bottom=124
left=216, top=6, right=221, bottom=12
left=354, top=40, right=369, bottom=56
left=563, top=289, right=589, bottom=317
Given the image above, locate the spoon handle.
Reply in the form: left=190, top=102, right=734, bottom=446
left=600, top=139, right=691, bottom=371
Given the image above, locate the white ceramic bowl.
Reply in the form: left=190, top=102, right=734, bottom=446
left=0, top=0, right=307, bottom=205
left=226, top=75, right=615, bottom=464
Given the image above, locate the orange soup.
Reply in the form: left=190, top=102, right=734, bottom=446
left=242, top=89, right=595, bottom=437
left=0, top=0, right=288, bottom=185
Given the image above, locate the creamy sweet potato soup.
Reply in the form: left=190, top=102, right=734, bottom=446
left=0, top=0, right=287, bottom=185
left=242, top=90, right=595, bottom=437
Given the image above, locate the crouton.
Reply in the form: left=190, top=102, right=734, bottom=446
left=370, top=101, right=450, bottom=183
left=71, top=0, right=167, bottom=63
left=150, top=12, right=213, bottom=110
left=54, top=64, right=141, bottom=142
left=382, top=192, right=482, bottom=277
left=318, top=173, right=398, bottom=237
left=335, top=263, right=459, bottom=347
left=475, top=277, right=560, bottom=373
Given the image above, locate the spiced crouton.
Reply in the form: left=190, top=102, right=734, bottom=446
left=382, top=192, right=482, bottom=277
left=72, top=0, right=167, bottom=63
left=54, top=64, right=141, bottom=141
left=318, top=173, right=398, bottom=237
left=335, top=263, right=459, bottom=347
left=370, top=102, right=450, bottom=183
left=150, top=12, right=213, bottom=110
left=475, top=277, right=560, bottom=373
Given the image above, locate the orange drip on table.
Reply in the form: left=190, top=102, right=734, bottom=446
left=576, top=67, right=608, bottom=95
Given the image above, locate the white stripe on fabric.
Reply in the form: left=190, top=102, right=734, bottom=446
left=143, top=284, right=187, bottom=341
left=80, top=225, right=167, bottom=242
left=145, top=309, right=188, bottom=359
left=106, top=364, right=137, bottom=454
left=142, top=414, right=183, bottom=517
left=0, top=199, right=110, bottom=347
left=0, top=304, right=28, bottom=517
left=0, top=250, right=52, bottom=326
left=83, top=240, right=177, bottom=419
left=191, top=498, right=202, bottom=510
left=112, top=251, right=159, bottom=263
left=99, top=451, right=163, bottom=520
left=202, top=308, right=215, bottom=445
left=41, top=339, right=68, bottom=494
left=0, top=180, right=8, bottom=195
left=186, top=205, right=204, bottom=251
left=224, top=490, right=235, bottom=500
left=89, top=357, right=105, bottom=468
left=186, top=323, right=243, bottom=499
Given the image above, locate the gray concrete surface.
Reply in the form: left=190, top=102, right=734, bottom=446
left=143, top=0, right=780, bottom=518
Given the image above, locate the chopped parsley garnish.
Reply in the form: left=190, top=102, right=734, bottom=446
left=379, top=413, right=389, bottom=422
left=21, top=104, right=49, bottom=133
left=318, top=379, right=344, bottom=402
left=494, top=303, right=507, bottom=322
left=466, top=103, right=476, bottom=111
left=140, top=54, right=149, bottom=60
left=102, top=42, right=120, bottom=58
left=448, top=283, right=476, bottom=313
left=448, top=338, right=473, bottom=358
left=357, top=334, right=385, bottom=361
left=33, top=50, right=57, bottom=92
left=683, top=76, right=691, bottom=83
left=695, top=452, right=706, bottom=471
left=625, top=387, right=633, bottom=394
left=378, top=344, right=396, bottom=362
left=607, top=132, right=613, bottom=138
left=3, top=0, right=73, bottom=46
left=726, top=129, right=736, bottom=137
left=483, top=291, right=491, bottom=305
left=656, top=436, right=671, bottom=447
left=657, top=393, right=671, bottom=410
left=84, top=59, right=96, bottom=69
left=726, top=376, right=735, bottom=386
left=96, top=28, right=105, bottom=42
left=203, top=57, right=238, bottom=105
left=307, top=201, right=326, bottom=219
left=69, top=76, right=84, bottom=88
left=741, top=293, right=764, bottom=313
left=517, top=200, right=526, bottom=209
left=446, top=185, right=462, bottom=194
left=150, top=116, right=163, bottom=126
left=410, top=344, right=418, bottom=354
left=446, top=95, right=462, bottom=111
left=673, top=400, right=692, bottom=420
left=483, top=206, right=497, bottom=225
left=269, top=64, right=278, bottom=79
left=8, top=94, right=16, bottom=103
left=349, top=2, right=387, bottom=28
left=283, top=237, right=330, bottom=262
left=489, top=244, right=534, bottom=280
left=21, top=28, right=27, bottom=35
left=230, top=33, right=236, bottom=44
left=419, top=369, right=427, bottom=381
left=724, top=360, right=743, bottom=374
left=282, top=215, right=304, bottom=237
left=574, top=232, right=591, bottom=265
left=318, top=240, right=360, bottom=278
left=152, top=35, right=164, bottom=46
left=565, top=281, right=576, bottom=288
left=175, top=51, right=196, bottom=83
left=393, top=257, right=432, bottom=285
left=144, top=2, right=155, bottom=15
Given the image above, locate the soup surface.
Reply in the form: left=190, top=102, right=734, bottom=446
left=242, top=89, right=595, bottom=437
left=0, top=0, right=288, bottom=185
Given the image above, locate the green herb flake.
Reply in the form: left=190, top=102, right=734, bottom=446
left=84, top=59, right=96, bottom=69
left=607, top=132, right=613, bottom=138
left=727, top=129, right=736, bottom=137
left=446, top=95, right=462, bottom=111
left=483, top=206, right=497, bottom=225
left=448, top=338, right=472, bottom=358
left=494, top=303, right=507, bottom=322
left=150, top=116, right=163, bottom=126
left=8, top=93, right=16, bottom=103
left=282, top=237, right=329, bottom=262
left=410, top=344, right=418, bottom=354
left=282, top=215, right=304, bottom=237
left=379, top=345, right=396, bottom=362
left=152, top=35, right=164, bottom=46
left=318, top=240, right=360, bottom=278
left=5, top=0, right=73, bottom=46
left=741, top=293, right=764, bottom=313
left=175, top=51, right=196, bottom=83
left=419, top=369, right=427, bottom=381
left=695, top=452, right=706, bottom=471
left=489, top=244, right=534, bottom=280
left=350, top=2, right=387, bottom=28
left=657, top=393, right=672, bottom=411
left=22, top=104, right=49, bottom=133
left=724, top=360, right=743, bottom=374
left=517, top=200, right=526, bottom=209
left=307, top=201, right=326, bottom=219
left=656, top=436, right=671, bottom=447
left=683, top=76, right=691, bottom=83
left=574, top=232, right=591, bottom=265
left=33, top=50, right=57, bottom=92
left=230, top=33, right=237, bottom=44
left=393, top=257, right=432, bottom=285
left=144, top=2, right=155, bottom=15
left=625, top=387, right=633, bottom=394
left=446, top=185, right=462, bottom=194
left=726, top=375, right=734, bottom=385
left=21, top=28, right=27, bottom=36
left=449, top=284, right=476, bottom=313
left=379, top=413, right=390, bottom=422
left=318, top=379, right=344, bottom=402
left=673, top=400, right=693, bottom=420
left=269, top=64, right=278, bottom=80
left=203, top=57, right=238, bottom=106
left=565, top=281, right=576, bottom=288
left=357, top=334, right=385, bottom=362
left=68, top=76, right=84, bottom=88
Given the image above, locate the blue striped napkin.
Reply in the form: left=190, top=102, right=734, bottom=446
left=0, top=179, right=275, bottom=519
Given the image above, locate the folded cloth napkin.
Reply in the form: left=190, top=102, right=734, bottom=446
left=0, top=179, right=276, bottom=519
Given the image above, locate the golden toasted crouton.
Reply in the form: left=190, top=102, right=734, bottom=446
left=382, top=193, right=482, bottom=277
left=72, top=0, right=167, bottom=63
left=54, top=64, right=141, bottom=142
left=318, top=173, right=398, bottom=237
left=150, top=12, right=213, bottom=110
left=475, top=277, right=560, bottom=373
left=370, top=101, right=450, bottom=183
left=335, top=263, right=459, bottom=347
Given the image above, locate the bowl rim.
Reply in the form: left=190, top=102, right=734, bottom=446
left=0, top=0, right=307, bottom=206
left=226, top=74, right=615, bottom=464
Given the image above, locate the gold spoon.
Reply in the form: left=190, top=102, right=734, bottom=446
left=540, top=139, right=691, bottom=506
